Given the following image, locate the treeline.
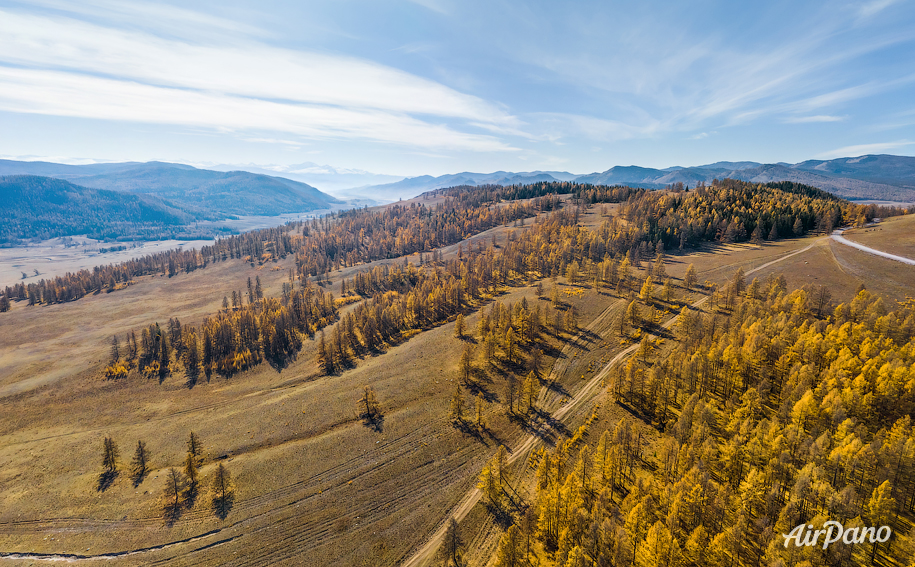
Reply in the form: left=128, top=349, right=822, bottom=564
left=295, top=195, right=546, bottom=278
left=4, top=185, right=546, bottom=309
left=3, top=226, right=300, bottom=306
left=106, top=278, right=337, bottom=382
left=612, top=178, right=908, bottom=250
left=489, top=277, right=915, bottom=567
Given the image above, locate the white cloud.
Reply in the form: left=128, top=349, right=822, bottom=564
left=0, top=67, right=517, bottom=153
left=0, top=7, right=520, bottom=152
left=815, top=139, right=914, bottom=159
left=783, top=115, right=846, bottom=123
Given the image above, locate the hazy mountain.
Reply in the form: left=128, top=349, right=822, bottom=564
left=208, top=162, right=403, bottom=195
left=0, top=160, right=341, bottom=216
left=573, top=156, right=915, bottom=201
left=790, top=154, right=915, bottom=185
left=693, top=161, right=762, bottom=170
left=359, top=170, right=579, bottom=201
left=725, top=164, right=915, bottom=201
left=0, top=159, right=142, bottom=179
left=0, top=175, right=224, bottom=243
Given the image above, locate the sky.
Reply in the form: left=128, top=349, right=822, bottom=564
left=0, top=0, right=914, bottom=177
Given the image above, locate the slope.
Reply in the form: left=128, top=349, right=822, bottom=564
left=0, top=175, right=216, bottom=243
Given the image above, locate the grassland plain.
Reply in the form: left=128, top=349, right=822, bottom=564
left=0, top=203, right=908, bottom=566
left=842, top=213, right=915, bottom=260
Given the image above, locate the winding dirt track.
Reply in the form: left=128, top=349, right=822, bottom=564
left=399, top=240, right=819, bottom=567
left=0, top=241, right=820, bottom=566
left=831, top=229, right=915, bottom=265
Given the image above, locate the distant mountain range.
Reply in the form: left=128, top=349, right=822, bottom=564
left=0, top=160, right=342, bottom=217
left=350, top=154, right=915, bottom=202
left=1, top=154, right=912, bottom=243
left=207, top=162, right=402, bottom=198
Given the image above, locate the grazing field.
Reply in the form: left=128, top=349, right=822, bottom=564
left=2, top=183, right=914, bottom=567
left=842, top=213, right=915, bottom=260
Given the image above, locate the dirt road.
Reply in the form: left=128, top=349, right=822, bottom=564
left=400, top=240, right=820, bottom=566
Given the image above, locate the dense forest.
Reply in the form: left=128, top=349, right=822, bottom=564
left=487, top=275, right=915, bottom=567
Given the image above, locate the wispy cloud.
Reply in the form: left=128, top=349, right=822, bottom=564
left=815, top=139, right=914, bottom=159
left=0, top=67, right=516, bottom=152
left=0, top=6, right=518, bottom=152
left=859, top=0, right=902, bottom=18
left=783, top=115, right=847, bottom=123
left=405, top=0, right=451, bottom=15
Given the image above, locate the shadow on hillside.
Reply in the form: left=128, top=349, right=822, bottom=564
left=96, top=470, right=118, bottom=492
left=213, top=492, right=235, bottom=520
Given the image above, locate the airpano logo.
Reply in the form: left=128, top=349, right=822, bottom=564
left=783, top=521, right=892, bottom=549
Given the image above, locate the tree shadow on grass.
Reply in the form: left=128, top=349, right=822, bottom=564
left=97, top=470, right=118, bottom=492
left=213, top=493, right=235, bottom=520
left=482, top=501, right=516, bottom=529
left=361, top=413, right=384, bottom=433
left=453, top=419, right=488, bottom=446
left=183, top=484, right=199, bottom=510
left=131, top=469, right=148, bottom=489
left=163, top=501, right=182, bottom=527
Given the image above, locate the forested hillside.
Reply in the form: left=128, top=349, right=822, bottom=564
left=4, top=178, right=904, bottom=309
left=0, top=160, right=342, bottom=217
left=0, top=175, right=224, bottom=244
left=490, top=277, right=915, bottom=567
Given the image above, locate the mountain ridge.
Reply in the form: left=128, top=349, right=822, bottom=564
left=0, top=160, right=342, bottom=216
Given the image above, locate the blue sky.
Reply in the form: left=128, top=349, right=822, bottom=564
left=0, top=0, right=913, bottom=176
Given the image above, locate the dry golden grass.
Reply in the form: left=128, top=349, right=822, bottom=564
left=2, top=209, right=914, bottom=566
left=843, top=213, right=915, bottom=260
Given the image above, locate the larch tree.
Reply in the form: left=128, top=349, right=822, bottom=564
left=460, top=343, right=473, bottom=383
left=454, top=313, right=465, bottom=338
left=183, top=432, right=204, bottom=472
left=102, top=436, right=119, bottom=474
left=640, top=275, right=654, bottom=304
left=163, top=467, right=186, bottom=522
left=504, top=374, right=517, bottom=414
left=450, top=384, right=465, bottom=423
left=626, top=300, right=641, bottom=329
left=494, top=525, right=522, bottom=567
left=184, top=452, right=199, bottom=494
left=684, top=264, right=697, bottom=290
left=358, top=386, right=381, bottom=423
left=130, top=440, right=151, bottom=485
left=211, top=462, right=234, bottom=519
